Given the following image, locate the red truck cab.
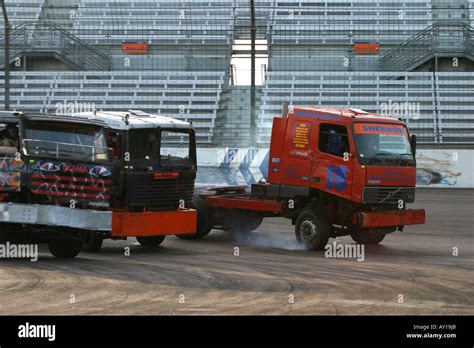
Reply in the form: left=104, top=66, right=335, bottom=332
left=269, top=107, right=417, bottom=204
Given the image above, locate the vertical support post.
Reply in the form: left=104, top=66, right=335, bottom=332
left=433, top=56, right=441, bottom=148
left=249, top=0, right=256, bottom=146
left=1, top=0, right=10, bottom=110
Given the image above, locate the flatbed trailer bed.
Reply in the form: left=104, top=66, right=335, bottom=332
left=194, top=184, right=425, bottom=250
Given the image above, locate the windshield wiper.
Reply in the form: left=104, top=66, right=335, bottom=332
left=393, top=153, right=414, bottom=165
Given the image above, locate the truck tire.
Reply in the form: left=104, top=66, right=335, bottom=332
left=176, top=198, right=212, bottom=240
left=224, top=211, right=263, bottom=234
left=246, top=213, right=264, bottom=232
left=295, top=210, right=330, bottom=251
left=136, top=236, right=165, bottom=247
left=48, top=236, right=83, bottom=258
left=350, top=229, right=385, bottom=245
left=82, top=231, right=103, bottom=252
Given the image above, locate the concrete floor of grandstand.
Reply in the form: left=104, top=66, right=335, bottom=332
left=0, top=189, right=472, bottom=315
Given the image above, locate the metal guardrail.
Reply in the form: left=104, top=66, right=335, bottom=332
left=380, top=22, right=474, bottom=72
left=0, top=21, right=110, bottom=71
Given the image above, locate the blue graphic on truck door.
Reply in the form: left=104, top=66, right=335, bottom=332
left=326, top=165, right=348, bottom=191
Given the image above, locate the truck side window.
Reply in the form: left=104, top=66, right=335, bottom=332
left=107, top=132, right=122, bottom=160
left=318, top=124, right=350, bottom=157
left=0, top=123, right=20, bottom=154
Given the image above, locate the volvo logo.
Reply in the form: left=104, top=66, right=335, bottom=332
left=379, top=188, right=402, bottom=203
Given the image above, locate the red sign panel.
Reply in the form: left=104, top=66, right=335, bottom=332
left=122, top=42, right=148, bottom=54
left=354, top=43, right=380, bottom=55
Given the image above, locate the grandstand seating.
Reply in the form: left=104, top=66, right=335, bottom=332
left=72, top=0, right=236, bottom=71
left=0, top=0, right=45, bottom=26
left=471, top=0, right=474, bottom=27
left=0, top=71, right=225, bottom=144
left=267, top=0, right=434, bottom=71
left=73, top=1, right=233, bottom=44
left=0, top=0, right=473, bottom=146
left=258, top=71, right=474, bottom=145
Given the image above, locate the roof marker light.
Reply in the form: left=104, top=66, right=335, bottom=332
left=123, top=113, right=130, bottom=125
left=349, top=108, right=369, bottom=115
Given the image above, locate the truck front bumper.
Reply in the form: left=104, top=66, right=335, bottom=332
left=356, top=209, right=425, bottom=228
left=0, top=203, right=197, bottom=237
left=111, top=209, right=197, bottom=237
left=0, top=202, right=112, bottom=231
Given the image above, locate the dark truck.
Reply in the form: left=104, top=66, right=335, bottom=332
left=0, top=110, right=197, bottom=258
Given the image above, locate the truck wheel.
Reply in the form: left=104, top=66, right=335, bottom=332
left=176, top=198, right=212, bottom=240
left=82, top=231, right=103, bottom=252
left=48, top=236, right=83, bottom=258
left=350, top=229, right=385, bottom=245
left=136, top=236, right=165, bottom=247
left=225, top=211, right=263, bottom=234
left=295, top=210, right=329, bottom=251
left=246, top=214, right=264, bottom=232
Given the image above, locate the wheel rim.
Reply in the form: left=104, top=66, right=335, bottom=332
left=300, top=220, right=317, bottom=244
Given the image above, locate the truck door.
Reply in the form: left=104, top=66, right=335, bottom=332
left=0, top=122, right=22, bottom=193
left=311, top=123, right=354, bottom=201
left=280, top=118, right=314, bottom=186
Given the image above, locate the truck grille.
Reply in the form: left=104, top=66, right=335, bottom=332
left=362, top=187, right=415, bottom=204
left=126, top=175, right=194, bottom=211
left=29, top=160, right=112, bottom=206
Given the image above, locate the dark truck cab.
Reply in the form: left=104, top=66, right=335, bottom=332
left=0, top=110, right=197, bottom=258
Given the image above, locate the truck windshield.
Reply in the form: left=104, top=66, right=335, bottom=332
left=128, top=128, right=194, bottom=167
left=160, top=130, right=193, bottom=166
left=353, top=123, right=415, bottom=166
left=23, top=123, right=110, bottom=162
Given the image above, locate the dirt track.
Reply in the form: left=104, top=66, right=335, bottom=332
left=0, top=189, right=473, bottom=315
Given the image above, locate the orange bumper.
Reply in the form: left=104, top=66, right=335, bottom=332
left=356, top=209, right=425, bottom=228
left=111, top=209, right=197, bottom=237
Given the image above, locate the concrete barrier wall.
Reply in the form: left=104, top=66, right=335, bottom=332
left=164, top=148, right=474, bottom=188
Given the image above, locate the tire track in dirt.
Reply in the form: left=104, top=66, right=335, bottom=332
left=0, top=189, right=472, bottom=314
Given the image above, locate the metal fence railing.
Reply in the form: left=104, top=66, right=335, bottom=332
left=0, top=21, right=110, bottom=71
left=380, top=23, right=474, bottom=72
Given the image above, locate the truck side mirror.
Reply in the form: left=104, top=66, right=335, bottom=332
left=281, top=102, right=289, bottom=118
left=410, top=134, right=417, bottom=155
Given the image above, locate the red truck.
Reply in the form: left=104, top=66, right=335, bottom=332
left=188, top=106, right=425, bottom=250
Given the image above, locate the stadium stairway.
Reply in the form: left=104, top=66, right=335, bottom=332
left=0, top=21, right=110, bottom=71
left=379, top=22, right=474, bottom=72
left=214, top=85, right=263, bottom=147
